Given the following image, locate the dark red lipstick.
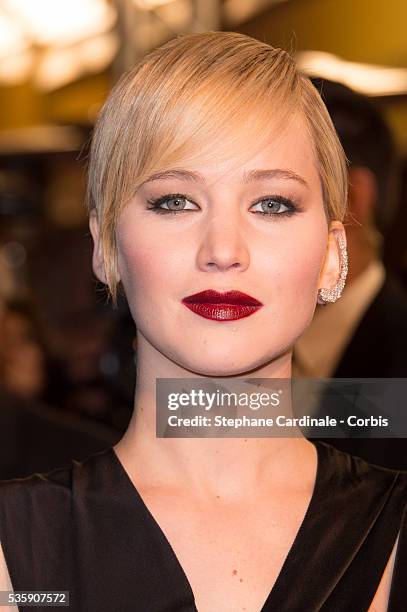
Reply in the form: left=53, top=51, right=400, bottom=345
left=181, top=290, right=263, bottom=321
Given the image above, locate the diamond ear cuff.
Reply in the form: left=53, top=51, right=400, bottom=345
left=317, top=232, right=348, bottom=305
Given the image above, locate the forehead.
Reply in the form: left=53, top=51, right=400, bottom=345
left=214, top=117, right=316, bottom=184
left=144, top=114, right=319, bottom=189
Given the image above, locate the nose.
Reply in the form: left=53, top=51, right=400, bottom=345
left=196, top=210, right=250, bottom=273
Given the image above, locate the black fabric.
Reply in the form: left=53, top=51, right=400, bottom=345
left=0, top=386, right=119, bottom=479
left=0, top=440, right=406, bottom=611
left=319, top=272, right=407, bottom=470
left=333, top=272, right=407, bottom=379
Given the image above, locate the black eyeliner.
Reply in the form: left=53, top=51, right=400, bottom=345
left=250, top=194, right=302, bottom=218
left=146, top=193, right=303, bottom=217
left=146, top=193, right=193, bottom=215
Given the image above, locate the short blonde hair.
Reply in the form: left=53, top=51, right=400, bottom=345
left=87, top=31, right=348, bottom=305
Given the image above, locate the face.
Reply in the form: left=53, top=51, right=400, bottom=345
left=91, top=113, right=344, bottom=376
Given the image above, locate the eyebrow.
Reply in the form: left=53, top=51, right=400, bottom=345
left=145, top=168, right=309, bottom=188
left=243, top=169, right=309, bottom=188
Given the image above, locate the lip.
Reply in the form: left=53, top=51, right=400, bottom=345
left=181, top=290, right=263, bottom=321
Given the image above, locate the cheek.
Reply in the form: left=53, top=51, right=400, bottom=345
left=267, top=220, right=327, bottom=318
left=118, top=240, right=162, bottom=304
left=116, top=222, right=185, bottom=320
left=291, top=241, right=325, bottom=294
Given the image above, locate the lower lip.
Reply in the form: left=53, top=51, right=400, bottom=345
left=182, top=302, right=263, bottom=321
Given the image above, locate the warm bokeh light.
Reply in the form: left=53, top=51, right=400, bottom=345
left=0, top=0, right=118, bottom=88
left=35, top=33, right=120, bottom=90
left=223, top=0, right=289, bottom=27
left=0, top=10, right=26, bottom=57
left=0, top=50, right=32, bottom=85
left=296, top=50, right=407, bottom=96
left=133, top=0, right=177, bottom=9
left=3, top=0, right=116, bottom=46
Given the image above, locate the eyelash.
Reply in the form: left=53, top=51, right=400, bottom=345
left=146, top=193, right=301, bottom=218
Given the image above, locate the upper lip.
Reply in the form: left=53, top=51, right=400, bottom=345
left=182, top=290, right=263, bottom=306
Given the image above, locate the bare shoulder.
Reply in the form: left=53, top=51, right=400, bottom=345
left=0, top=541, right=18, bottom=610
left=367, top=534, right=399, bottom=612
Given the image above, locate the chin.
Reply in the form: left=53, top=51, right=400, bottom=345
left=172, top=351, right=273, bottom=378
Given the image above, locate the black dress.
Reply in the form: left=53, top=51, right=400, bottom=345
left=0, top=440, right=406, bottom=612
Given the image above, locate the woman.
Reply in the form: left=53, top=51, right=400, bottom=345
left=0, top=32, right=406, bottom=612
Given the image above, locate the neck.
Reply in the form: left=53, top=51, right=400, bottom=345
left=114, top=333, right=315, bottom=500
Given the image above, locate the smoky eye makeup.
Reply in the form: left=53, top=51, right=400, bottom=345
left=146, top=193, right=198, bottom=215
left=145, top=192, right=305, bottom=218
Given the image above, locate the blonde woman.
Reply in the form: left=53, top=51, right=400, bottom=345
left=0, top=32, right=406, bottom=612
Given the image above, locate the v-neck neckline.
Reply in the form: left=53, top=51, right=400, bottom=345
left=109, top=440, right=324, bottom=612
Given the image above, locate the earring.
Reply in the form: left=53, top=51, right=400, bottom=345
left=317, top=233, right=348, bottom=305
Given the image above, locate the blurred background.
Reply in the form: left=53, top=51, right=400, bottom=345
left=1, top=0, right=407, bottom=476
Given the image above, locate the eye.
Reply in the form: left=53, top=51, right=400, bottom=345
left=146, top=193, right=300, bottom=217
left=250, top=195, right=297, bottom=216
left=146, top=194, right=198, bottom=214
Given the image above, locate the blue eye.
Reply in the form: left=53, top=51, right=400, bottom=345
left=146, top=193, right=299, bottom=217
left=146, top=194, right=197, bottom=215
left=250, top=195, right=297, bottom=216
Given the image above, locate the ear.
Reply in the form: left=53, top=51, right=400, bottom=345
left=318, top=220, right=347, bottom=293
left=89, top=210, right=107, bottom=284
